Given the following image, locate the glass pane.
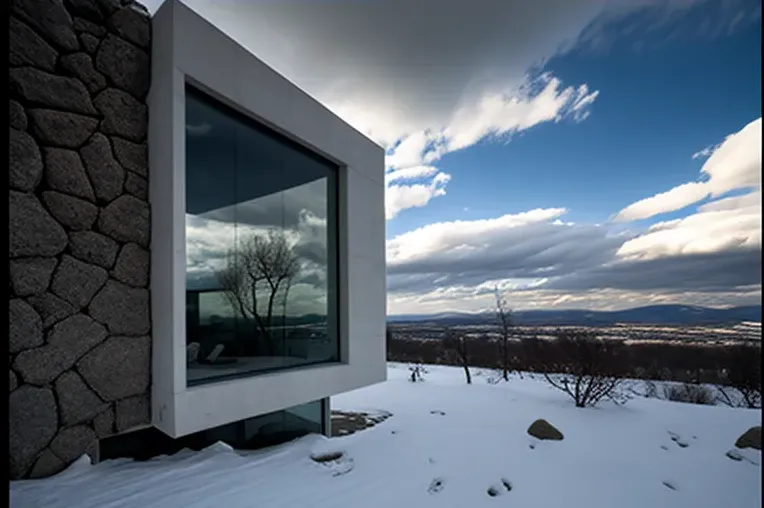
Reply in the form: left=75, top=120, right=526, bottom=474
left=184, top=84, right=340, bottom=386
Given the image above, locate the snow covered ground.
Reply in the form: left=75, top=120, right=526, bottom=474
left=11, top=363, right=762, bottom=508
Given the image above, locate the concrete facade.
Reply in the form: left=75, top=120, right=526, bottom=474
left=9, top=0, right=386, bottom=480
left=149, top=0, right=387, bottom=438
left=9, top=0, right=153, bottom=479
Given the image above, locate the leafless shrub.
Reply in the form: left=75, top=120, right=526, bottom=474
left=663, top=383, right=716, bottom=405
left=442, top=328, right=472, bottom=384
left=494, top=288, right=514, bottom=382
left=716, top=343, right=762, bottom=409
left=409, top=363, right=427, bottom=382
left=542, top=330, right=630, bottom=408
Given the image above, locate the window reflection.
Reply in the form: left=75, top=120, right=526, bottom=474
left=185, top=85, right=339, bottom=386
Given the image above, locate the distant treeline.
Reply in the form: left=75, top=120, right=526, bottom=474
left=386, top=329, right=762, bottom=386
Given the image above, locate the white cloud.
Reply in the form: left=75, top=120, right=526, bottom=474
left=614, top=117, right=762, bottom=222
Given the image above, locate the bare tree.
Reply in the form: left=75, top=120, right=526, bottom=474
left=542, top=330, right=629, bottom=408
left=494, top=287, right=513, bottom=381
left=442, top=328, right=472, bottom=384
left=218, top=230, right=301, bottom=354
left=716, top=343, right=762, bottom=409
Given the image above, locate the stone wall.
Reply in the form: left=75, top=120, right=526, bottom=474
left=9, top=0, right=152, bottom=480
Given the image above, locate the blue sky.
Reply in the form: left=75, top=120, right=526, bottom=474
left=150, top=0, right=761, bottom=314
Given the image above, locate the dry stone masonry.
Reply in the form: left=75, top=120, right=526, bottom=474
left=9, top=0, right=152, bottom=480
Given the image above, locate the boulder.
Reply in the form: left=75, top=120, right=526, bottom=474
left=28, top=109, right=99, bottom=148
left=111, top=242, right=149, bottom=287
left=95, top=34, right=150, bottom=98
left=97, top=194, right=150, bottom=246
left=43, top=148, right=95, bottom=201
left=527, top=419, right=564, bottom=441
left=27, top=292, right=77, bottom=328
left=50, top=425, right=99, bottom=464
left=78, top=335, right=151, bottom=401
left=80, top=33, right=101, bottom=54
left=69, top=231, right=119, bottom=268
left=9, top=298, right=44, bottom=353
left=10, top=100, right=28, bottom=131
left=50, top=255, right=108, bottom=308
left=10, top=67, right=97, bottom=115
left=14, top=314, right=108, bottom=385
left=10, top=128, right=43, bottom=192
left=9, top=385, right=58, bottom=479
left=28, top=449, right=67, bottom=479
left=10, top=370, right=19, bottom=392
left=93, top=88, right=147, bottom=141
left=66, top=0, right=105, bottom=22
left=10, top=257, right=58, bottom=297
left=735, top=426, right=761, bottom=451
left=124, top=171, right=148, bottom=200
left=115, top=393, right=150, bottom=432
left=107, top=6, right=150, bottom=48
left=111, top=137, right=147, bottom=176
left=73, top=16, right=107, bottom=36
left=93, top=406, right=115, bottom=438
left=10, top=191, right=68, bottom=258
left=80, top=133, right=125, bottom=203
left=41, top=191, right=99, bottom=231
left=89, top=280, right=150, bottom=335
left=9, top=16, right=58, bottom=71
left=12, top=0, right=79, bottom=52
left=55, top=371, right=108, bottom=426
left=61, top=52, right=107, bottom=93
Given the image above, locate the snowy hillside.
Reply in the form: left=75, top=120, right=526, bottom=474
left=11, top=364, right=762, bottom=508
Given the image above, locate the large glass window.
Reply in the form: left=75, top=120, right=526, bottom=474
left=184, top=84, right=339, bottom=386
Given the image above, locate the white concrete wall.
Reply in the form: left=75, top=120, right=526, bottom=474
left=149, top=0, right=386, bottom=438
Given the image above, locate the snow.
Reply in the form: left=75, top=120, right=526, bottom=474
left=11, top=363, right=762, bottom=508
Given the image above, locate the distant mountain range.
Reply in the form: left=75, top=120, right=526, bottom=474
left=387, top=305, right=762, bottom=326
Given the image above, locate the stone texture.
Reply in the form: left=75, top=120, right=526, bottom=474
left=111, top=243, right=149, bottom=287
left=14, top=314, right=108, bottom=385
left=11, top=0, right=79, bottom=52
left=9, top=16, right=58, bottom=71
left=735, top=426, right=761, bottom=450
left=69, top=231, right=119, bottom=268
left=107, top=6, right=150, bottom=48
left=93, top=406, right=115, bottom=438
left=9, top=298, right=45, bottom=354
left=111, top=137, right=147, bottom=176
left=42, top=191, right=99, bottom=231
left=27, top=292, right=77, bottom=328
left=89, top=280, right=150, bottom=335
left=93, top=88, right=148, bottom=141
left=61, top=53, right=107, bottom=93
left=73, top=16, right=106, bottom=36
left=124, top=171, right=148, bottom=200
left=10, top=128, right=43, bottom=192
left=80, top=33, right=101, bottom=54
left=43, top=148, right=95, bottom=201
left=98, top=194, right=150, bottom=246
left=28, top=449, right=66, bottom=478
left=65, top=0, right=104, bottom=22
left=10, top=100, right=28, bottom=131
left=28, top=109, right=99, bottom=148
left=50, top=255, right=108, bottom=308
left=10, top=191, right=68, bottom=258
left=10, top=67, right=97, bottom=116
left=50, top=425, right=99, bottom=464
left=11, top=370, right=19, bottom=392
left=80, top=133, right=125, bottom=203
left=78, top=335, right=151, bottom=401
left=55, top=371, right=108, bottom=426
left=97, top=0, right=121, bottom=16
left=9, top=386, right=58, bottom=478
left=96, top=34, right=150, bottom=98
left=10, top=257, right=58, bottom=296
left=115, top=393, right=150, bottom=432
left=527, top=419, right=564, bottom=441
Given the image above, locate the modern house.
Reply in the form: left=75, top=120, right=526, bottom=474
left=9, top=0, right=386, bottom=479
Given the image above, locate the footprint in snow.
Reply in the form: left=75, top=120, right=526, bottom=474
left=428, top=477, right=445, bottom=494
left=662, top=481, right=678, bottom=491
left=487, top=479, right=513, bottom=497
left=430, top=410, right=446, bottom=416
